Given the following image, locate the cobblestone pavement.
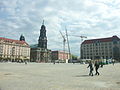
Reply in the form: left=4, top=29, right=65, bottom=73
left=0, top=63, right=120, bottom=90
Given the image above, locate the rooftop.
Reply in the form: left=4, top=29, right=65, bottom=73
left=82, top=36, right=120, bottom=44
left=0, top=37, right=29, bottom=45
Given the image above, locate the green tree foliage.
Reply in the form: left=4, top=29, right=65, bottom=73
left=72, top=54, right=78, bottom=60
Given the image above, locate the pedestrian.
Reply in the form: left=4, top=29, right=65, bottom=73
left=112, top=59, right=115, bottom=65
left=87, top=61, right=94, bottom=76
left=94, top=61, right=100, bottom=75
left=25, top=61, right=27, bottom=65
left=53, top=60, right=55, bottom=64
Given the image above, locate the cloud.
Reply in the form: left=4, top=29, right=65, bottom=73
left=0, top=0, right=120, bottom=56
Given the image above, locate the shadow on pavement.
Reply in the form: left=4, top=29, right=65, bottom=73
left=75, top=75, right=89, bottom=77
left=116, top=82, right=120, bottom=85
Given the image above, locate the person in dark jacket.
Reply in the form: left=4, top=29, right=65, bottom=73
left=87, top=61, right=94, bottom=76
left=25, top=61, right=27, bottom=65
left=94, top=61, right=100, bottom=75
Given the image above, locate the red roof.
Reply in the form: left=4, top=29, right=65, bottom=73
left=0, top=37, right=29, bottom=45
left=82, top=36, right=120, bottom=44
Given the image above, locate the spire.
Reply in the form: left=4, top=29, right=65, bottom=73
left=41, top=20, right=46, bottom=29
left=42, top=20, right=44, bottom=25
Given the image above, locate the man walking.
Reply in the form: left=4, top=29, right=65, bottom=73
left=87, top=61, right=94, bottom=76
left=94, top=61, right=100, bottom=75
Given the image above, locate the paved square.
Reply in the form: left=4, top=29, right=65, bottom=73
left=0, top=63, right=120, bottom=90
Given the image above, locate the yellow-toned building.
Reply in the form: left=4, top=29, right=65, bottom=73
left=0, top=35, right=30, bottom=62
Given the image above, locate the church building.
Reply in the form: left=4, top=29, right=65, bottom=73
left=30, top=21, right=51, bottom=62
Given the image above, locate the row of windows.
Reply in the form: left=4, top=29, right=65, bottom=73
left=83, top=50, right=112, bottom=53
left=82, top=42, right=120, bottom=48
left=0, top=47, right=30, bottom=56
left=82, top=47, right=112, bottom=50
left=83, top=51, right=112, bottom=53
left=82, top=42, right=113, bottom=47
left=83, top=53, right=112, bottom=56
left=82, top=56, right=112, bottom=59
left=82, top=45, right=112, bottom=48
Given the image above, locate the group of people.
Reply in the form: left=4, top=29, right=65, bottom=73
left=87, top=61, right=101, bottom=76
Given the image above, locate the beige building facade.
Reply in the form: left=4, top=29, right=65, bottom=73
left=81, top=36, right=120, bottom=61
left=0, top=37, right=30, bottom=62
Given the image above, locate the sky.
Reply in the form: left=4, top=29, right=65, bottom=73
left=0, top=0, right=120, bottom=56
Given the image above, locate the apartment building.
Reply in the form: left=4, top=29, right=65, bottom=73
left=0, top=36, right=30, bottom=62
left=81, top=36, right=120, bottom=61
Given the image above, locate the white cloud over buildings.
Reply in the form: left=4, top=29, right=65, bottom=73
left=0, top=0, right=120, bottom=55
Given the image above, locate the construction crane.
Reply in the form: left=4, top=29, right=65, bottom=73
left=69, top=35, right=87, bottom=59
left=65, top=28, right=72, bottom=60
left=59, top=30, right=66, bottom=61
left=69, top=35, right=87, bottom=42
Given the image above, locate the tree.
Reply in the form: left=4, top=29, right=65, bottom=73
left=72, top=54, right=78, bottom=60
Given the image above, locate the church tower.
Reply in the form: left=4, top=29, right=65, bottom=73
left=30, top=20, right=51, bottom=63
left=38, top=20, right=47, bottom=48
